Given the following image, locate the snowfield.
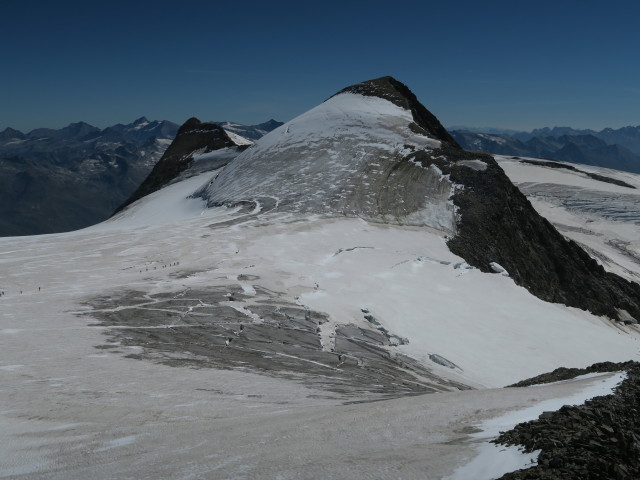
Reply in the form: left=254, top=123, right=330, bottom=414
left=2, top=92, right=640, bottom=478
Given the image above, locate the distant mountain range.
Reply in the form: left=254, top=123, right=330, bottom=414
left=3, top=115, right=639, bottom=237
left=450, top=125, right=640, bottom=173
left=0, top=118, right=282, bottom=236
left=513, top=126, right=640, bottom=154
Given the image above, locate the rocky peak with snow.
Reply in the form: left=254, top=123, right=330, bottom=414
left=200, top=76, right=640, bottom=323
left=203, top=76, right=458, bottom=232
left=333, top=75, right=461, bottom=148
left=114, top=117, right=244, bottom=214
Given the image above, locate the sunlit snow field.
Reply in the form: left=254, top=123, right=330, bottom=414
left=1, top=160, right=639, bottom=478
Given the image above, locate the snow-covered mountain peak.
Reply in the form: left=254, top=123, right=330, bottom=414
left=331, top=76, right=461, bottom=147
left=203, top=78, right=459, bottom=233
left=113, top=77, right=640, bottom=326
left=114, top=117, right=242, bottom=214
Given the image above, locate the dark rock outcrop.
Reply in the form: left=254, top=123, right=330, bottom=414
left=437, top=145, right=640, bottom=321
left=494, top=362, right=640, bottom=480
left=341, top=75, right=640, bottom=322
left=508, top=361, right=635, bottom=388
left=113, top=118, right=237, bottom=214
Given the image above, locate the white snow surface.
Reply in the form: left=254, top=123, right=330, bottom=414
left=223, top=129, right=253, bottom=146
left=3, top=167, right=639, bottom=390
left=190, top=147, right=238, bottom=163
left=289, top=219, right=639, bottom=388
left=88, top=171, right=225, bottom=231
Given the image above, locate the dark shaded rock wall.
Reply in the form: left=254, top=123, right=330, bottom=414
left=438, top=146, right=640, bottom=321
left=495, top=362, right=640, bottom=480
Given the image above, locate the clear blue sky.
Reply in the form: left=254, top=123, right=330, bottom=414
left=2, top=0, right=639, bottom=132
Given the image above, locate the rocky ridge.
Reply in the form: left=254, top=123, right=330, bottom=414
left=114, top=118, right=244, bottom=214
left=441, top=146, right=640, bottom=322
left=495, top=362, right=640, bottom=480
left=333, top=75, right=460, bottom=147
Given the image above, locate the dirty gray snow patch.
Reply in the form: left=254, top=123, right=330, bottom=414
left=82, top=286, right=470, bottom=402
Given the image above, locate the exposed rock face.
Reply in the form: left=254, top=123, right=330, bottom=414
left=495, top=362, right=640, bottom=480
left=441, top=147, right=640, bottom=321
left=508, top=361, right=636, bottom=388
left=114, top=118, right=239, bottom=214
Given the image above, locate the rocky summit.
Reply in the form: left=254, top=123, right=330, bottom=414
left=114, top=117, right=245, bottom=214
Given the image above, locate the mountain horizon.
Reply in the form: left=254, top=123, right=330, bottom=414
left=0, top=117, right=282, bottom=236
